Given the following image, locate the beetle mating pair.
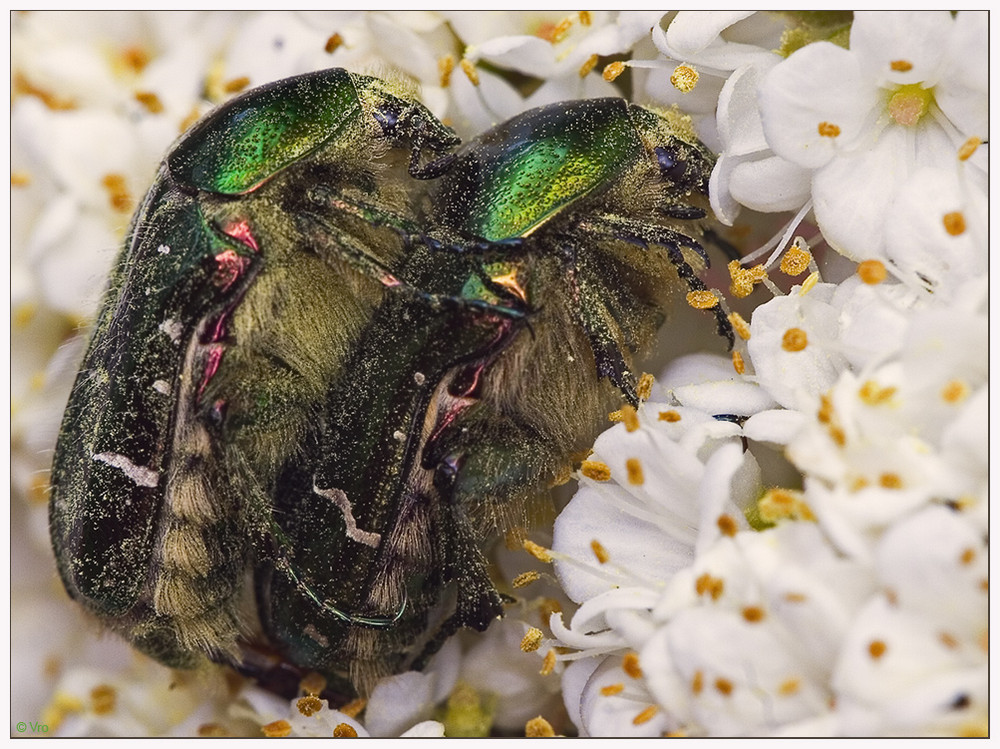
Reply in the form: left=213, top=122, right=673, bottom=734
left=49, top=68, right=727, bottom=696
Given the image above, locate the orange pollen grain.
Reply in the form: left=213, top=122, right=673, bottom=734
left=590, top=539, right=610, bottom=564
left=728, top=311, right=751, bottom=340
left=943, top=211, right=966, bottom=236
left=134, top=90, right=164, bottom=114
left=603, top=61, right=626, bottom=81
left=223, top=76, right=251, bottom=94
left=625, top=457, right=644, bottom=485
left=601, top=683, right=625, bottom=696
left=262, top=720, right=292, bottom=738
left=958, top=136, right=982, bottom=161
left=623, top=652, right=643, bottom=679
left=742, top=605, right=765, bottom=622
left=580, top=460, right=611, bottom=482
left=868, top=640, right=887, bottom=659
left=717, top=514, right=739, bottom=537
left=941, top=379, right=970, bottom=403
left=715, top=678, right=734, bottom=696
left=780, top=245, right=812, bottom=276
left=633, top=705, right=659, bottom=725
left=324, top=32, right=344, bottom=54
left=687, top=289, right=719, bottom=309
left=297, top=695, right=323, bottom=717
left=890, top=59, right=913, bottom=72
left=817, top=121, right=841, bottom=138
left=525, top=716, right=556, bottom=737
left=333, top=723, right=358, bottom=737
left=782, top=328, right=808, bottom=352
left=857, top=259, right=888, bottom=284
left=579, top=53, right=599, bottom=78
left=658, top=410, right=681, bottom=422
left=460, top=58, right=480, bottom=85
left=732, top=350, right=745, bottom=375
left=879, top=473, right=903, bottom=489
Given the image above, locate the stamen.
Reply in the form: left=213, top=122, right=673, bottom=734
left=300, top=672, right=327, bottom=696
left=438, top=54, right=455, bottom=87
left=525, top=716, right=556, bottom=737
left=728, top=261, right=768, bottom=298
left=297, top=695, right=323, bottom=716
left=741, top=605, right=765, bottom=622
left=943, top=211, right=966, bottom=236
left=262, top=720, right=292, bottom=738
left=717, top=514, right=738, bottom=537
left=134, top=91, right=163, bottom=114
left=625, top=458, right=644, bottom=485
left=523, top=540, right=553, bottom=563
left=670, top=64, right=699, bottom=93
left=695, top=572, right=725, bottom=600
left=658, top=410, right=681, bottom=422
left=101, top=173, right=131, bottom=213
left=778, top=678, right=801, bottom=696
left=728, top=312, right=751, bottom=340
left=621, top=404, right=640, bottom=432
left=223, top=76, right=251, bottom=94
left=732, top=350, right=745, bottom=375
left=622, top=652, right=643, bottom=678
left=686, top=289, right=719, bottom=309
left=601, top=683, right=625, bottom=696
left=879, top=473, right=903, bottom=489
left=691, top=670, right=704, bottom=694
left=715, top=678, right=734, bottom=696
left=578, top=11, right=592, bottom=25
left=460, top=58, right=480, bottom=86
left=858, top=380, right=897, bottom=405
left=781, top=328, right=808, bottom=352
left=324, top=32, right=343, bottom=54
left=890, top=59, right=913, bottom=72
left=958, top=136, right=982, bottom=161
left=868, top=640, right=887, bottom=659
left=521, top=627, right=544, bottom=652
left=817, top=121, right=841, bottom=138
left=780, top=244, right=812, bottom=276
left=633, top=705, right=659, bottom=725
left=580, top=460, right=611, bottom=481
left=540, top=649, right=557, bottom=675
left=333, top=723, right=358, bottom=737
left=941, top=380, right=970, bottom=403
left=603, top=61, right=626, bottom=81
left=579, top=53, right=599, bottom=78
left=512, top=571, right=541, bottom=588
left=637, top=372, right=654, bottom=401
left=857, top=259, right=888, bottom=284
left=90, top=684, right=116, bottom=715
left=590, top=539, right=610, bottom=564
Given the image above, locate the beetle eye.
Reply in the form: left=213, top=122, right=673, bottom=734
left=654, top=146, right=689, bottom=185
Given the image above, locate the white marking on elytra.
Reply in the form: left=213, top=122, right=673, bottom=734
left=159, top=318, right=183, bottom=344
left=393, top=430, right=406, bottom=442
left=157, top=244, right=171, bottom=254
left=414, top=371, right=426, bottom=385
left=312, top=481, right=381, bottom=548
left=93, top=452, right=159, bottom=488
left=152, top=379, right=171, bottom=395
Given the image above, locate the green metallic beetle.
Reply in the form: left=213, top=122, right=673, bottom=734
left=412, top=97, right=730, bottom=545
left=48, top=68, right=525, bottom=692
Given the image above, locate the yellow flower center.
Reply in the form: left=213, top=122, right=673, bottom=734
left=887, top=83, right=933, bottom=127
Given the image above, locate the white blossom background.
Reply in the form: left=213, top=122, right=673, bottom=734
left=10, top=10, right=989, bottom=737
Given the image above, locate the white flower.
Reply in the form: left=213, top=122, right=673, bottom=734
left=758, top=11, right=987, bottom=260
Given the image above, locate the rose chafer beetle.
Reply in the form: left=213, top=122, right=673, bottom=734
left=48, top=68, right=525, bottom=693
left=411, top=97, right=730, bottom=529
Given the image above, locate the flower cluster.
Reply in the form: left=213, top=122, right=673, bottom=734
left=11, top=10, right=987, bottom=737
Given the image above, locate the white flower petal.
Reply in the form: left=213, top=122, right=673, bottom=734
left=849, top=11, right=952, bottom=87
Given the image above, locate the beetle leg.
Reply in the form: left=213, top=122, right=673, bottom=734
left=577, top=214, right=735, bottom=349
